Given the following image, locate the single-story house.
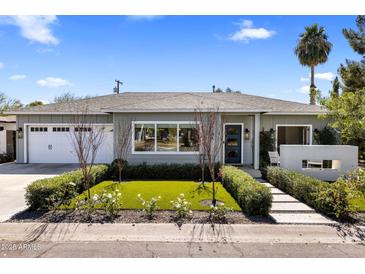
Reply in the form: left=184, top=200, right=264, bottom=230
left=0, top=115, right=16, bottom=157
left=6, top=91, right=327, bottom=169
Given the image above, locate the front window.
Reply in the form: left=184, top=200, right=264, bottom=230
left=134, top=123, right=155, bottom=151
left=133, top=122, right=199, bottom=153
left=179, top=124, right=199, bottom=152
left=157, top=124, right=177, bottom=152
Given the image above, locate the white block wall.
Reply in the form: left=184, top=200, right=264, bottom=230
left=280, top=145, right=358, bottom=181
left=0, top=123, right=16, bottom=154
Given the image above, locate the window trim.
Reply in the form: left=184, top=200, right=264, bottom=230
left=132, top=121, right=199, bottom=155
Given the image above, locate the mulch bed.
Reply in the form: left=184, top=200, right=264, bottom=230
left=6, top=209, right=275, bottom=225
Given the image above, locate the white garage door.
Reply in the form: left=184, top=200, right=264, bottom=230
left=27, top=125, right=113, bottom=164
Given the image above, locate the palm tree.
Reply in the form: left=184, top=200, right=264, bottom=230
left=295, top=24, right=332, bottom=105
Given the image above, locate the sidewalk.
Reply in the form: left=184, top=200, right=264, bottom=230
left=0, top=222, right=363, bottom=244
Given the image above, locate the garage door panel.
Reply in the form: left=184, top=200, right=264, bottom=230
left=28, top=125, right=113, bottom=164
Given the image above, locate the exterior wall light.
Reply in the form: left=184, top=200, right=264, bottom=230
left=244, top=128, right=250, bottom=140
left=17, top=127, right=23, bottom=139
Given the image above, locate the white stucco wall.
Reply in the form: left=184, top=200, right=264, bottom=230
left=0, top=123, right=16, bottom=154
left=280, top=145, right=358, bottom=181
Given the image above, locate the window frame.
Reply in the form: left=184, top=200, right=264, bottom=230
left=275, top=124, right=313, bottom=151
left=132, top=121, right=200, bottom=155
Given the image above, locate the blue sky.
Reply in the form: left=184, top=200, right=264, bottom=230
left=0, top=15, right=360, bottom=104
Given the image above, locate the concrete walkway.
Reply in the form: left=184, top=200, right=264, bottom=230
left=0, top=163, right=78, bottom=222
left=0, top=222, right=363, bottom=244
left=257, top=179, right=337, bottom=225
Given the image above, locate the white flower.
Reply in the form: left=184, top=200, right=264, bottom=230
left=107, top=193, right=112, bottom=199
left=92, top=194, right=99, bottom=201
left=69, top=182, right=76, bottom=186
left=137, top=194, right=141, bottom=198
left=180, top=193, right=184, bottom=197
left=158, top=196, right=161, bottom=200
left=176, top=204, right=181, bottom=209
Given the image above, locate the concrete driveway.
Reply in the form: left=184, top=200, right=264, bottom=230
left=0, top=163, right=79, bottom=222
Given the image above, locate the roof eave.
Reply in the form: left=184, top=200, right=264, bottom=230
left=4, top=111, right=111, bottom=115
left=102, top=108, right=272, bottom=113
left=264, top=112, right=324, bottom=115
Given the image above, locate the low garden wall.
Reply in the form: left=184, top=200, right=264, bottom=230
left=280, top=145, right=358, bottom=181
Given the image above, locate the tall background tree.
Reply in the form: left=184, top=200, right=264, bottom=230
left=0, top=92, right=22, bottom=114
left=294, top=24, right=332, bottom=105
left=26, top=101, right=44, bottom=107
left=321, top=16, right=365, bottom=163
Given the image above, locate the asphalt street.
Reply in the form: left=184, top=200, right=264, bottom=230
left=1, top=241, right=365, bottom=258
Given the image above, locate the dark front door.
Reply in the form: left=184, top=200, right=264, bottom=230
left=224, top=124, right=242, bottom=164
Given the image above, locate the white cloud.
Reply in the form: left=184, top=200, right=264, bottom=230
left=0, top=62, right=4, bottom=69
left=229, top=19, right=276, bottom=42
left=300, top=76, right=309, bottom=82
left=37, top=77, right=71, bottom=88
left=126, top=16, right=162, bottom=21
left=297, top=85, right=310, bottom=94
left=9, top=74, right=27, bottom=80
left=2, top=16, right=59, bottom=45
left=315, top=72, right=335, bottom=81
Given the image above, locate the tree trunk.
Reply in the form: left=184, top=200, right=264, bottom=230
left=310, top=65, right=316, bottom=105
left=118, top=167, right=122, bottom=183
left=201, top=164, right=205, bottom=184
left=212, top=180, right=216, bottom=206
left=210, top=167, right=216, bottom=206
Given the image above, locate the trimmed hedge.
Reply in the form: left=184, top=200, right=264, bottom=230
left=25, top=165, right=109, bottom=210
left=267, top=167, right=354, bottom=220
left=221, top=166, right=272, bottom=216
left=0, top=153, right=14, bottom=164
left=110, top=161, right=219, bottom=181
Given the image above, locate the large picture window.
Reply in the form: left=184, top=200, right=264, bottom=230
left=133, top=122, right=199, bottom=153
left=134, top=123, right=155, bottom=151
left=157, top=124, right=177, bottom=152
left=179, top=124, right=199, bottom=152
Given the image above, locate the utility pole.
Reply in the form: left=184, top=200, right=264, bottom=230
left=114, top=80, right=123, bottom=94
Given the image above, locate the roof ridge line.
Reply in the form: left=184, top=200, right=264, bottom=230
left=101, top=92, right=191, bottom=110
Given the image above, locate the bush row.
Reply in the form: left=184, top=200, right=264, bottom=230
left=110, top=161, right=219, bottom=181
left=221, top=166, right=272, bottom=216
left=0, top=153, right=14, bottom=164
left=25, top=165, right=109, bottom=210
left=267, top=167, right=354, bottom=220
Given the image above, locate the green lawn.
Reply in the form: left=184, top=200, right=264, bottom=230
left=351, top=196, right=365, bottom=212
left=66, top=181, right=241, bottom=211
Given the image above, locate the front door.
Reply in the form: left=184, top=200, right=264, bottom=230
left=224, top=124, right=242, bottom=164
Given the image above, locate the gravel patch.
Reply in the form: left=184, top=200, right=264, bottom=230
left=6, top=209, right=275, bottom=225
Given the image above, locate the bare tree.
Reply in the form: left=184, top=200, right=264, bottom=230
left=70, top=107, right=104, bottom=199
left=194, top=105, right=223, bottom=206
left=115, top=119, right=133, bottom=183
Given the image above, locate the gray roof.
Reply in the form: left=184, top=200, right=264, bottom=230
left=0, top=115, right=16, bottom=123
left=6, top=92, right=323, bottom=115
